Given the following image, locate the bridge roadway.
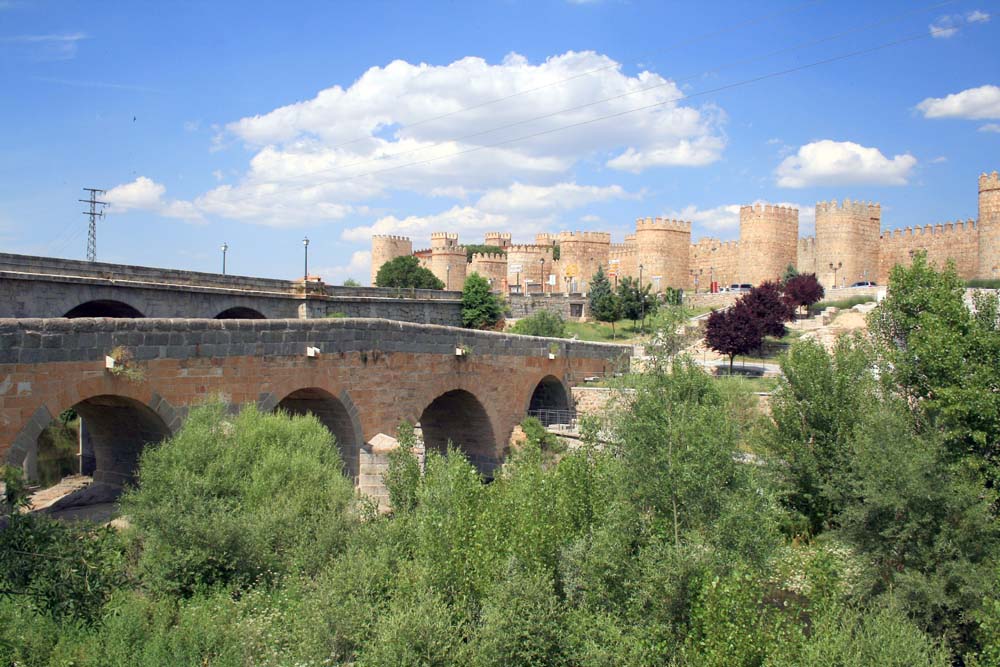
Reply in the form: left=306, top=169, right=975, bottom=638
left=0, top=317, right=626, bottom=498
left=0, top=253, right=463, bottom=325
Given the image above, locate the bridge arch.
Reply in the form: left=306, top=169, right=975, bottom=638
left=275, top=388, right=362, bottom=480
left=419, top=389, right=498, bottom=478
left=526, top=374, right=572, bottom=426
left=215, top=306, right=266, bottom=319
left=63, top=299, right=144, bottom=318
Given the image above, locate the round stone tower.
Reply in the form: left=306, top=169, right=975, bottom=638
left=814, top=199, right=881, bottom=289
left=506, top=244, right=554, bottom=293
left=978, top=171, right=1000, bottom=280
left=738, top=203, right=799, bottom=286
left=469, top=252, right=508, bottom=290
left=371, top=234, right=413, bottom=285
left=534, top=233, right=556, bottom=247
left=634, top=217, right=692, bottom=291
left=484, top=232, right=512, bottom=249
left=556, top=231, right=611, bottom=293
left=429, top=232, right=467, bottom=291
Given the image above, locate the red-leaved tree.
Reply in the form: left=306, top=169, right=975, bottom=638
left=783, top=273, right=825, bottom=315
left=705, top=301, right=764, bottom=373
left=742, top=280, right=795, bottom=338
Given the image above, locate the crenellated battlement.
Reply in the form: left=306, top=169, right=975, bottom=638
left=557, top=231, right=612, bottom=243
left=635, top=216, right=692, bottom=232
left=373, top=234, right=411, bottom=242
left=816, top=199, right=881, bottom=217
left=741, top=203, right=798, bottom=220
left=507, top=244, right=554, bottom=255
left=484, top=232, right=511, bottom=240
left=470, top=252, right=507, bottom=262
left=534, top=233, right=556, bottom=246
left=881, top=219, right=978, bottom=240
left=980, top=171, right=1000, bottom=192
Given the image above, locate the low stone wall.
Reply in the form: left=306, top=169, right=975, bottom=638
left=508, top=294, right=589, bottom=321
left=685, top=285, right=881, bottom=310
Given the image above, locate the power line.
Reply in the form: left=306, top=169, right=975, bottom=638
left=79, top=188, right=107, bottom=262
left=245, top=0, right=958, bottom=196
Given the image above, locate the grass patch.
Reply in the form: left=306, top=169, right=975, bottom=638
left=564, top=319, right=645, bottom=342
left=713, top=374, right=779, bottom=394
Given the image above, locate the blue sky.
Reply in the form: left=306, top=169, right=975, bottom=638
left=1, top=0, right=998, bottom=283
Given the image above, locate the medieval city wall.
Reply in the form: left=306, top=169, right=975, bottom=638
left=634, top=218, right=691, bottom=291
left=814, top=200, right=881, bottom=289
left=690, top=238, right=740, bottom=290
left=979, top=171, right=1000, bottom=278
left=738, top=204, right=798, bottom=286
left=556, top=231, right=611, bottom=293
left=469, top=252, right=508, bottom=289
left=879, top=221, right=979, bottom=283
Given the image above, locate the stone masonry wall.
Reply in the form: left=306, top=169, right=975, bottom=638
left=979, top=171, right=1000, bottom=279
left=738, top=204, right=798, bottom=286
left=879, top=221, right=980, bottom=284
left=690, top=239, right=740, bottom=290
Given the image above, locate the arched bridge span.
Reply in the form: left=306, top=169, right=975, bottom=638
left=1, top=318, right=624, bottom=495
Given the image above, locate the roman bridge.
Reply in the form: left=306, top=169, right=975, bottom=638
left=0, top=317, right=626, bottom=502
left=0, top=253, right=463, bottom=325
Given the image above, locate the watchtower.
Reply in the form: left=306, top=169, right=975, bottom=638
left=429, top=232, right=466, bottom=291
left=634, top=217, right=691, bottom=291
left=738, top=204, right=798, bottom=285
left=815, top=199, right=880, bottom=289
left=371, top=235, right=413, bottom=285
left=978, top=171, right=1000, bottom=280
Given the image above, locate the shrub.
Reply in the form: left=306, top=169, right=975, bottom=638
left=511, top=310, right=566, bottom=337
left=375, top=255, right=445, bottom=289
left=120, top=401, right=356, bottom=595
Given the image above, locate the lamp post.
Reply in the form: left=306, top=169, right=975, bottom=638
left=302, top=237, right=310, bottom=282
left=446, top=264, right=451, bottom=290
left=539, top=258, right=545, bottom=295
left=609, top=258, right=620, bottom=289
left=220, top=242, right=228, bottom=275
left=710, top=266, right=715, bottom=293
left=829, top=261, right=842, bottom=290
left=638, top=264, right=645, bottom=332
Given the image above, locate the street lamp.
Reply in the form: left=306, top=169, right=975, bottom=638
left=302, top=237, right=310, bottom=281
left=539, top=258, right=545, bottom=295
left=710, top=266, right=715, bottom=293
left=638, top=264, right=645, bottom=332
left=220, top=242, right=228, bottom=275
left=829, top=261, right=842, bottom=289
left=446, top=264, right=451, bottom=290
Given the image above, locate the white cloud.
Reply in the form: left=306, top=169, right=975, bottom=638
left=929, top=10, right=990, bottom=38
left=917, top=85, right=1000, bottom=120
left=980, top=123, right=1000, bottom=133
left=475, top=182, right=635, bottom=214
left=105, top=177, right=165, bottom=211
left=317, top=250, right=372, bottom=285
left=195, top=50, right=724, bottom=226
left=341, top=180, right=632, bottom=242
left=342, top=206, right=511, bottom=243
left=668, top=200, right=816, bottom=237
left=580, top=214, right=602, bottom=223
left=105, top=176, right=204, bottom=222
left=930, top=156, right=948, bottom=164
left=775, top=140, right=917, bottom=188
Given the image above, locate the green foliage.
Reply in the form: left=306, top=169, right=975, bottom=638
left=343, top=277, right=361, bottom=287
left=384, top=421, right=421, bottom=513
left=616, top=276, right=657, bottom=331
left=464, top=244, right=507, bottom=262
left=782, top=263, right=799, bottom=282
left=375, top=255, right=445, bottom=289
left=358, top=589, right=465, bottom=667
left=461, top=272, right=504, bottom=329
left=588, top=266, right=621, bottom=338
left=809, top=294, right=874, bottom=314
left=511, top=309, right=566, bottom=337
left=766, top=335, right=877, bottom=535
left=840, top=402, right=999, bottom=652
left=662, top=285, right=683, bottom=306
left=611, top=357, right=781, bottom=562
left=966, top=278, right=1000, bottom=289
left=552, top=244, right=560, bottom=261
left=519, top=416, right=567, bottom=460
left=0, top=465, right=124, bottom=623
left=120, top=401, right=356, bottom=595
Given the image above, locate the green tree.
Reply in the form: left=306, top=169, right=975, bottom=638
left=616, top=277, right=656, bottom=332
left=343, top=278, right=360, bottom=287
left=120, top=402, right=356, bottom=595
left=868, top=251, right=1000, bottom=473
left=511, top=310, right=565, bottom=338
left=588, top=267, right=621, bottom=339
left=765, top=335, right=878, bottom=535
left=461, top=272, right=504, bottom=329
left=782, top=263, right=799, bottom=283
left=374, top=255, right=445, bottom=289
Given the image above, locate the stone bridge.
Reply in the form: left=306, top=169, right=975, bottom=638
left=0, top=253, right=462, bottom=325
left=0, top=317, right=626, bottom=500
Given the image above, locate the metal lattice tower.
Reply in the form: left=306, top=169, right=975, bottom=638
left=79, top=188, right=108, bottom=262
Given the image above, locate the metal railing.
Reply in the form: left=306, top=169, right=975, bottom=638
left=527, top=408, right=578, bottom=429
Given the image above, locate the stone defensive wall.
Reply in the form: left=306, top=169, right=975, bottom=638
left=1, top=317, right=627, bottom=493
left=879, top=220, right=979, bottom=284
left=635, top=217, right=691, bottom=290
left=506, top=244, right=554, bottom=292
left=739, top=204, right=798, bottom=287
left=507, top=294, right=589, bottom=320
left=370, top=234, right=413, bottom=284
left=690, top=239, right=739, bottom=290
left=815, top=199, right=881, bottom=288
left=556, top=231, right=612, bottom=293
left=468, top=252, right=508, bottom=288
left=797, top=237, right=817, bottom=275
left=0, top=253, right=463, bottom=325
